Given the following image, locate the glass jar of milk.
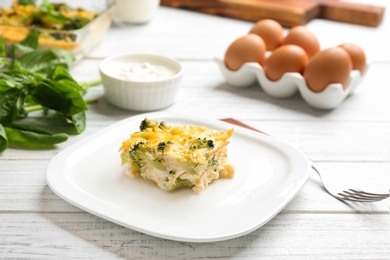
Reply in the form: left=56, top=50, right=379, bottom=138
left=114, top=0, right=160, bottom=24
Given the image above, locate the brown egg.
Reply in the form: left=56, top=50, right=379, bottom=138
left=249, top=19, right=284, bottom=51
left=264, top=45, right=309, bottom=81
left=282, top=26, right=320, bottom=58
left=304, top=47, right=353, bottom=92
left=224, top=34, right=266, bottom=71
left=338, top=43, right=367, bottom=75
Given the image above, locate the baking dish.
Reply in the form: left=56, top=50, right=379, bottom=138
left=0, top=0, right=114, bottom=61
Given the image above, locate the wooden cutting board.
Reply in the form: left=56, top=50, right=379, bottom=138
left=160, top=0, right=385, bottom=27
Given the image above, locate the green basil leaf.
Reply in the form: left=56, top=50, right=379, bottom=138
left=0, top=79, right=13, bottom=92
left=48, top=65, right=83, bottom=92
left=71, top=111, right=86, bottom=134
left=17, top=49, right=74, bottom=74
left=0, top=37, right=5, bottom=58
left=0, top=38, right=9, bottom=69
left=0, top=88, right=26, bottom=125
left=9, top=123, right=53, bottom=135
left=31, top=79, right=88, bottom=116
left=20, top=29, right=40, bottom=49
left=24, top=94, right=39, bottom=107
left=1, top=70, right=40, bottom=89
left=0, top=58, right=7, bottom=69
left=0, top=124, right=8, bottom=152
left=18, top=0, right=37, bottom=6
left=8, top=30, right=39, bottom=59
left=42, top=13, right=71, bottom=26
left=59, top=111, right=86, bottom=134
left=10, top=44, right=35, bottom=55
left=4, top=124, right=68, bottom=148
left=0, top=30, right=88, bottom=151
left=40, top=1, right=71, bottom=25
left=48, top=65, right=73, bottom=81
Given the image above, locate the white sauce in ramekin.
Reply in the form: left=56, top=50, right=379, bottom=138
left=118, top=62, right=176, bottom=81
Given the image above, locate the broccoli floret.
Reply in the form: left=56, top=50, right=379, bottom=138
left=157, top=141, right=172, bottom=152
left=169, top=178, right=192, bottom=191
left=139, top=119, right=151, bottom=131
left=189, top=138, right=214, bottom=150
left=139, top=118, right=159, bottom=131
left=159, top=121, right=168, bottom=129
left=157, top=142, right=166, bottom=152
left=207, top=139, right=214, bottom=149
left=130, top=142, right=147, bottom=167
left=130, top=141, right=167, bottom=171
left=139, top=118, right=169, bottom=132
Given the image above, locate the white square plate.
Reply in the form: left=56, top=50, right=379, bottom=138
left=46, top=112, right=310, bottom=242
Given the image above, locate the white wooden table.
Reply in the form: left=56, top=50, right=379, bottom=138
left=1, top=0, right=389, bottom=258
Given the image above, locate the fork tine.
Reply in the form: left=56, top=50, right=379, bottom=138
left=311, top=161, right=389, bottom=202
left=338, top=192, right=387, bottom=202
left=337, top=194, right=384, bottom=202
left=345, top=190, right=389, bottom=201
left=348, top=189, right=390, bottom=198
left=343, top=190, right=389, bottom=199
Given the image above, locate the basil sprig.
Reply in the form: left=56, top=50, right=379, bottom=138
left=0, top=31, right=97, bottom=152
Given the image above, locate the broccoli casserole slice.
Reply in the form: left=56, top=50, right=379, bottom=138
left=119, top=118, right=235, bottom=192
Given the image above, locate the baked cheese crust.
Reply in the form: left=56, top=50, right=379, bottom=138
left=119, top=118, right=235, bottom=192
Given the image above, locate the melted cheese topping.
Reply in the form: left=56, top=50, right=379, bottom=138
left=119, top=118, right=235, bottom=192
left=0, top=26, right=79, bottom=50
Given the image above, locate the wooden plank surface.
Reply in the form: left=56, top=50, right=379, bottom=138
left=1, top=213, right=389, bottom=259
left=1, top=1, right=389, bottom=258
left=160, top=0, right=385, bottom=27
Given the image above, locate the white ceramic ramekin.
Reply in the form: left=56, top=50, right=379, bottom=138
left=99, top=53, right=182, bottom=111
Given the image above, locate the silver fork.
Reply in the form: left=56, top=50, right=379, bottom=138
left=311, top=162, right=389, bottom=202
left=220, top=119, right=390, bottom=203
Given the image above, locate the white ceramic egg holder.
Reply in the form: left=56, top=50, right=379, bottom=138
left=215, top=57, right=363, bottom=110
